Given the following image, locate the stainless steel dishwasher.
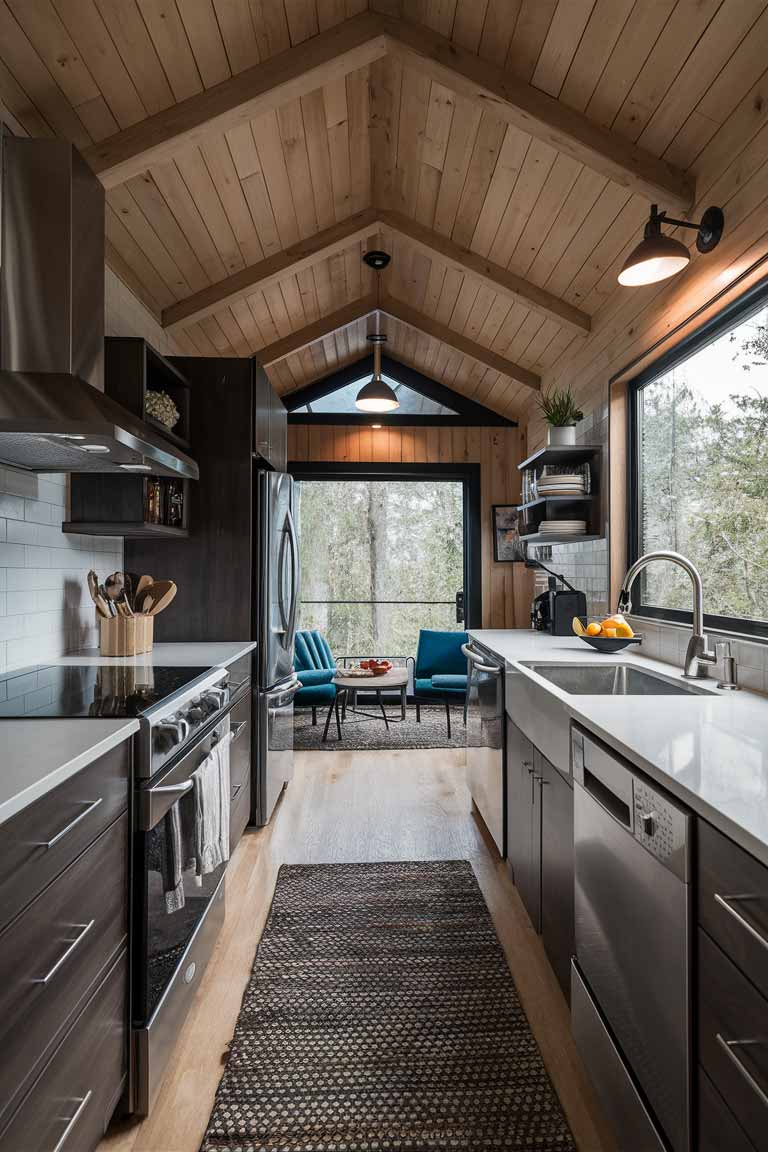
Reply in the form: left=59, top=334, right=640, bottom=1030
left=571, top=724, right=691, bottom=1152
left=463, top=640, right=505, bottom=855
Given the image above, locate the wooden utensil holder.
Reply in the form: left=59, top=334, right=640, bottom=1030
left=99, top=614, right=154, bottom=656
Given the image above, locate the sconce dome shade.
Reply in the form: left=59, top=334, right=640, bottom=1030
left=355, top=376, right=400, bottom=412
left=618, top=232, right=690, bottom=286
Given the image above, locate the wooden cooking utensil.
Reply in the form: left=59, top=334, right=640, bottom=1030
left=135, top=574, right=153, bottom=601
left=142, top=580, right=177, bottom=615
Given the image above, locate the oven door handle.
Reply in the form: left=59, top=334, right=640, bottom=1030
left=140, top=779, right=194, bottom=830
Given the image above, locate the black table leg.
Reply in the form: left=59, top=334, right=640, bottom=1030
left=335, top=694, right=343, bottom=740
left=401, top=685, right=406, bottom=721
left=322, top=697, right=336, bottom=742
left=376, top=689, right=390, bottom=730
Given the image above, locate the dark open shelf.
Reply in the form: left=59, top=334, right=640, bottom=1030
left=518, top=495, right=592, bottom=512
left=520, top=532, right=602, bottom=545
left=145, top=415, right=191, bottom=453
left=63, top=521, right=189, bottom=539
left=518, top=445, right=601, bottom=471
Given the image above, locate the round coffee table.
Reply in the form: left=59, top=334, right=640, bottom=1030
left=322, top=668, right=409, bottom=742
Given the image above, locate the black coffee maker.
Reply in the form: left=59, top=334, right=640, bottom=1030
left=529, top=560, right=587, bottom=635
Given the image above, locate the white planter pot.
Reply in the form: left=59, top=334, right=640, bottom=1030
left=547, top=424, right=577, bottom=446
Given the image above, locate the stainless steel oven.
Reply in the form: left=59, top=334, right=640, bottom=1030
left=463, top=641, right=505, bottom=855
left=132, top=699, right=237, bottom=1116
left=571, top=724, right=691, bottom=1152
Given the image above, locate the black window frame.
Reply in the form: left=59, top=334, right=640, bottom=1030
left=627, top=274, right=768, bottom=641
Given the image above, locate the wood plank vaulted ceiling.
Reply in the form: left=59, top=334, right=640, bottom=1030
left=1, top=0, right=768, bottom=420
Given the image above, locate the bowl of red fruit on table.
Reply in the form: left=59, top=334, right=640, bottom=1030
left=360, top=659, right=393, bottom=677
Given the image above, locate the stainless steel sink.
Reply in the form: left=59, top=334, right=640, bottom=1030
left=520, top=663, right=712, bottom=696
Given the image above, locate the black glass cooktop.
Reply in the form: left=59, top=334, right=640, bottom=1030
left=0, top=664, right=211, bottom=719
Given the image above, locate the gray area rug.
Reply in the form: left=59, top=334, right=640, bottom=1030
left=294, top=704, right=466, bottom=750
left=200, top=860, right=576, bottom=1151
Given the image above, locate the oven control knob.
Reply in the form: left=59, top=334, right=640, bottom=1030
left=156, top=715, right=187, bottom=747
left=641, top=811, right=657, bottom=837
left=186, top=701, right=205, bottom=724
left=203, top=686, right=227, bottom=711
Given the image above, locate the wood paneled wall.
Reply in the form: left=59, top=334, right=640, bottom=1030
left=289, top=424, right=532, bottom=628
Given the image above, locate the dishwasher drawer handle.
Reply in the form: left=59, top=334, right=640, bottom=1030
left=461, top=644, right=501, bottom=675
left=714, top=893, right=768, bottom=952
left=34, top=920, right=95, bottom=986
left=52, top=1089, right=93, bottom=1152
left=716, top=1034, right=768, bottom=1109
left=39, top=798, right=103, bottom=850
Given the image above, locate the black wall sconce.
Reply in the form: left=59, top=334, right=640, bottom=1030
left=618, top=204, right=724, bottom=286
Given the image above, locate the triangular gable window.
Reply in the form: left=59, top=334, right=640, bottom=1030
left=292, top=373, right=459, bottom=416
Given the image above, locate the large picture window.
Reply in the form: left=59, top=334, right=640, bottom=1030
left=629, top=283, right=768, bottom=637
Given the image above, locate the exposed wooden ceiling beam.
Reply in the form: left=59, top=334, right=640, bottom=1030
left=380, top=295, right=541, bottom=391
left=163, top=205, right=585, bottom=335
left=379, top=209, right=590, bottom=335
left=163, top=208, right=380, bottom=330
left=84, top=12, right=693, bottom=216
left=83, top=12, right=387, bottom=189
left=256, top=295, right=377, bottom=365
left=382, top=19, right=695, bottom=214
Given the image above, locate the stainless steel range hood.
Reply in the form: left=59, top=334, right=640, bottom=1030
left=0, top=127, right=198, bottom=478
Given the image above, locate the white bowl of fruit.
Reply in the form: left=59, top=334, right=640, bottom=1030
left=572, top=614, right=641, bottom=653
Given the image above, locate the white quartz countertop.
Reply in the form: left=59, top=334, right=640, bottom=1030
left=44, top=640, right=257, bottom=669
left=469, top=628, right=768, bottom=866
left=0, top=718, right=138, bottom=827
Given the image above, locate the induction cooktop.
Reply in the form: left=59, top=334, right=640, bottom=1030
left=0, top=664, right=212, bottom=719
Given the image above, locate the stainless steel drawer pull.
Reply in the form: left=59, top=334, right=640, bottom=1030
left=716, top=1034, right=768, bottom=1109
left=40, top=798, right=103, bottom=850
left=230, top=721, right=247, bottom=744
left=714, top=893, right=768, bottom=951
left=461, top=644, right=501, bottom=674
left=52, top=1089, right=93, bottom=1152
left=34, top=920, right=95, bottom=985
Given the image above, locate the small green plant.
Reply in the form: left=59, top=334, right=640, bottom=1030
left=537, top=386, right=583, bottom=427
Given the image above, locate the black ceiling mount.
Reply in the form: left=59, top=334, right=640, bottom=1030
left=363, top=250, right=391, bottom=271
left=696, top=206, right=724, bottom=253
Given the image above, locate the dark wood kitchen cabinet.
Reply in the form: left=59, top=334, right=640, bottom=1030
left=506, top=718, right=575, bottom=1002
left=254, top=360, right=287, bottom=471
left=0, top=737, right=131, bottom=1150
left=696, top=819, right=768, bottom=1151
left=506, top=717, right=541, bottom=932
left=539, top=751, right=574, bottom=1001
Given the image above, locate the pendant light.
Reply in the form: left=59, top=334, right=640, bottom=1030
left=356, top=250, right=399, bottom=414
left=618, top=204, right=724, bottom=287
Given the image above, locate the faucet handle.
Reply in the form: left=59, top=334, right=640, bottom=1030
left=715, top=642, right=739, bottom=691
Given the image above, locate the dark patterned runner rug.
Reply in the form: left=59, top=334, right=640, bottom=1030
left=200, top=860, right=576, bottom=1151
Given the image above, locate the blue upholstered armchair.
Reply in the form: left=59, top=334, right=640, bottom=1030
left=411, top=629, right=469, bottom=738
left=294, top=630, right=337, bottom=724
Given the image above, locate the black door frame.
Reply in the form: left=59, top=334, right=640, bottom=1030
left=288, top=461, right=482, bottom=628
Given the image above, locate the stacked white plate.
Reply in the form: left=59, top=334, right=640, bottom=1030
left=539, top=519, right=587, bottom=536
left=537, top=473, right=585, bottom=496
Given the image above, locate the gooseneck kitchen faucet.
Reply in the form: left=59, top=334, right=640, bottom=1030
left=617, top=550, right=717, bottom=679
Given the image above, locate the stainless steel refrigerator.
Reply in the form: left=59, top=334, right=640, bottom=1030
left=254, top=469, right=301, bottom=825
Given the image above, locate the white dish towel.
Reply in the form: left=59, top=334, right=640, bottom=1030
left=191, top=734, right=231, bottom=884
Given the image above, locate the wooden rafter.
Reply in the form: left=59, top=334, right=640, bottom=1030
left=162, top=206, right=589, bottom=334
left=378, top=210, right=590, bottom=335
left=256, top=295, right=377, bottom=365
left=163, top=209, right=380, bottom=330
left=380, top=296, right=540, bottom=391
left=84, top=13, right=693, bottom=215
left=382, top=18, right=694, bottom=214
left=83, top=13, right=388, bottom=189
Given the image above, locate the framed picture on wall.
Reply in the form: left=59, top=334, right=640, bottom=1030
left=492, top=505, right=526, bottom=562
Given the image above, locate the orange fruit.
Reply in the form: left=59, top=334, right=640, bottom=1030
left=602, top=627, right=617, bottom=638
left=615, top=621, right=634, bottom=638
left=586, top=622, right=602, bottom=636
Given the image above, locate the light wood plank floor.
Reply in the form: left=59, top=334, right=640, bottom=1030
left=101, top=749, right=616, bottom=1152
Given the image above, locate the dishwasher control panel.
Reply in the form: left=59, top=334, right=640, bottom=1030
left=633, top=777, right=688, bottom=873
